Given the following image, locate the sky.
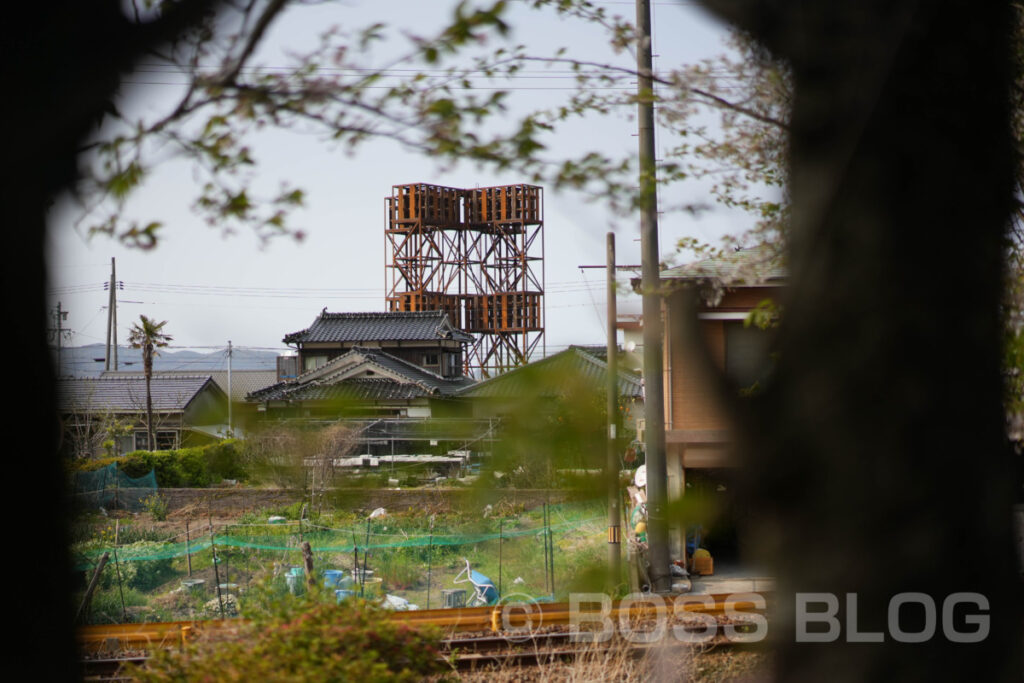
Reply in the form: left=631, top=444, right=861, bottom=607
left=46, top=0, right=745, bottom=365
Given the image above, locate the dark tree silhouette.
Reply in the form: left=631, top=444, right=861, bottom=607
left=9, top=1, right=1023, bottom=679
left=697, top=0, right=1024, bottom=679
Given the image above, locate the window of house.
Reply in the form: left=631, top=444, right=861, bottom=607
left=724, top=321, right=774, bottom=390
left=135, top=430, right=178, bottom=451
left=423, top=353, right=439, bottom=367
left=304, top=355, right=327, bottom=372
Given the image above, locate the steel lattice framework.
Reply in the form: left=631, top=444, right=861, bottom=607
left=385, top=183, right=545, bottom=377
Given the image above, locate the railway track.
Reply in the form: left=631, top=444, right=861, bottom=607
left=79, top=593, right=769, bottom=678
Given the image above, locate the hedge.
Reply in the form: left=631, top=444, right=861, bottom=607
left=70, top=440, right=246, bottom=488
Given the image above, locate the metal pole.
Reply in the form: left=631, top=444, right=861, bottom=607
left=606, top=232, right=622, bottom=589
left=185, top=520, right=192, bottom=577
left=426, top=519, right=434, bottom=610
left=113, top=521, right=126, bottom=622
left=636, top=0, right=671, bottom=593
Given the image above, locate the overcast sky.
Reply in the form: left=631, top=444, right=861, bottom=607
left=47, top=1, right=744, bottom=364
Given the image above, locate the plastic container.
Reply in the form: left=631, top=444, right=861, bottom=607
left=335, top=589, right=355, bottom=603
left=323, top=570, right=345, bottom=588
left=359, top=577, right=383, bottom=597
left=181, top=578, right=205, bottom=591
left=285, top=574, right=303, bottom=595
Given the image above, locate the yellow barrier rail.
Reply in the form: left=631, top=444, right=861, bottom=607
left=78, top=593, right=770, bottom=654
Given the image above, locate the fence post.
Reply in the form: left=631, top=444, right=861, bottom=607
left=76, top=551, right=110, bottom=623
left=210, top=517, right=225, bottom=619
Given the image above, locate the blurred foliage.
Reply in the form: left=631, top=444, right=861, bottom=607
left=133, top=587, right=452, bottom=682
left=69, top=440, right=246, bottom=487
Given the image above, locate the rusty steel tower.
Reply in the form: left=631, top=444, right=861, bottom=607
left=385, top=182, right=545, bottom=377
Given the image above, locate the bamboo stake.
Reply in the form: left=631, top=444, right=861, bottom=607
left=76, top=552, right=110, bottom=623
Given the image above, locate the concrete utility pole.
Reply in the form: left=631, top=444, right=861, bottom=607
left=227, top=340, right=233, bottom=434
left=49, top=301, right=71, bottom=376
left=636, top=0, right=671, bottom=592
left=606, top=232, right=622, bottom=587
left=104, top=258, right=120, bottom=371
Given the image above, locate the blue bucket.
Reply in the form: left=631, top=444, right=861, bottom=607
left=335, top=589, right=355, bottom=603
left=323, top=570, right=345, bottom=587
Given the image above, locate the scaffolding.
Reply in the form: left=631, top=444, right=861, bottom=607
left=386, top=183, right=545, bottom=377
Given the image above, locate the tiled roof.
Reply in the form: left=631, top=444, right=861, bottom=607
left=101, top=370, right=277, bottom=403
left=58, top=376, right=222, bottom=413
left=660, top=245, right=787, bottom=285
left=252, top=378, right=429, bottom=402
left=283, top=310, right=474, bottom=345
left=247, top=347, right=475, bottom=403
left=457, top=346, right=643, bottom=400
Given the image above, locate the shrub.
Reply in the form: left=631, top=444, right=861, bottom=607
left=69, top=440, right=246, bottom=488
left=142, top=493, right=169, bottom=521
left=132, top=598, right=453, bottom=682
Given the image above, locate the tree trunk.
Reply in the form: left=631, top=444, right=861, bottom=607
left=701, top=1, right=1024, bottom=679
left=145, top=343, right=154, bottom=450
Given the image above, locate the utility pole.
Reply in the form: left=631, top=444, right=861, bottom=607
left=636, top=0, right=671, bottom=592
left=606, top=232, right=622, bottom=588
left=49, top=302, right=71, bottom=377
left=227, top=340, right=233, bottom=434
left=104, top=258, right=121, bottom=371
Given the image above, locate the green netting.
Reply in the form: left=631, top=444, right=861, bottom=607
left=73, top=463, right=158, bottom=511
left=72, top=503, right=604, bottom=571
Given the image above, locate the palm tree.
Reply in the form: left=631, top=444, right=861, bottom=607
left=127, top=315, right=173, bottom=451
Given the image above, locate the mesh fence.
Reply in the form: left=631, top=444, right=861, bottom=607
left=72, top=502, right=607, bottom=622
left=72, top=463, right=158, bottom=512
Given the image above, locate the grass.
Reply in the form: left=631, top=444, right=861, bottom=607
left=71, top=499, right=610, bottom=622
left=454, top=637, right=770, bottom=682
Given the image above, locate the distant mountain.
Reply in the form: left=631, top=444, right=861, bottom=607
left=54, top=343, right=281, bottom=378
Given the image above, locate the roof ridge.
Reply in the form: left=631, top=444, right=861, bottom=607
left=319, top=310, right=444, bottom=319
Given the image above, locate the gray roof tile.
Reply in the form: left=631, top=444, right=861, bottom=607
left=284, top=310, right=474, bottom=345
left=458, top=346, right=643, bottom=399
left=58, top=376, right=222, bottom=413
left=101, top=370, right=277, bottom=403
left=247, top=347, right=475, bottom=403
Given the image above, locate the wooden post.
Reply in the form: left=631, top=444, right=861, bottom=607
left=75, top=552, right=110, bottom=623
left=498, top=518, right=504, bottom=597
left=301, top=541, right=315, bottom=591
left=209, top=518, right=224, bottom=619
